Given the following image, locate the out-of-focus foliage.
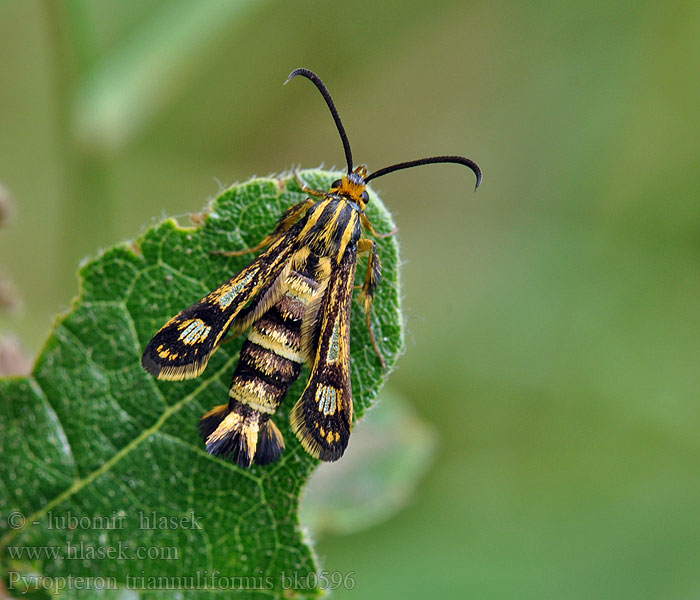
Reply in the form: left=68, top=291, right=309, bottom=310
left=301, top=389, right=436, bottom=537
left=1, top=0, right=699, bottom=598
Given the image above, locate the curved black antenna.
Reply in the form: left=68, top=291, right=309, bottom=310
left=286, top=68, right=354, bottom=174
left=366, top=155, right=483, bottom=190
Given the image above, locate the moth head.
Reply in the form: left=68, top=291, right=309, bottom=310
left=330, top=165, right=370, bottom=208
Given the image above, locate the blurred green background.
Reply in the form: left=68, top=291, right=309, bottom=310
left=1, top=0, right=700, bottom=598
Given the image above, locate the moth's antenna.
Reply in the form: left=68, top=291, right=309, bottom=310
left=367, top=155, right=483, bottom=190
left=286, top=68, right=354, bottom=174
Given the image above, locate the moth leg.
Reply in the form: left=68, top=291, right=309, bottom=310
left=212, top=238, right=276, bottom=257
left=357, top=238, right=385, bottom=369
left=361, top=213, right=398, bottom=239
left=213, top=198, right=315, bottom=257
left=294, top=172, right=328, bottom=198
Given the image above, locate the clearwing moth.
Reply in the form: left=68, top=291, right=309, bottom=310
left=141, top=68, right=482, bottom=467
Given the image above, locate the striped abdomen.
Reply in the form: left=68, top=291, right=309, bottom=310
left=199, top=269, right=319, bottom=467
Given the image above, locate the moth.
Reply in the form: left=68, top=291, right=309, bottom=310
left=141, top=68, right=482, bottom=468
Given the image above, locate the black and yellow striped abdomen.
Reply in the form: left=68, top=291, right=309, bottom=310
left=199, top=268, right=319, bottom=467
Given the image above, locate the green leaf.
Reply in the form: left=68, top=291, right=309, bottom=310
left=0, top=170, right=403, bottom=599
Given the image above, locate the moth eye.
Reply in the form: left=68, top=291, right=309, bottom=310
left=331, top=179, right=342, bottom=188
left=361, top=191, right=369, bottom=203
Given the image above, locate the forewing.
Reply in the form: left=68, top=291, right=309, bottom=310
left=291, top=245, right=357, bottom=461
left=142, top=233, right=298, bottom=380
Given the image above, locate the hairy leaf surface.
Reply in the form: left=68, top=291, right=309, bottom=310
left=0, top=170, right=403, bottom=599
